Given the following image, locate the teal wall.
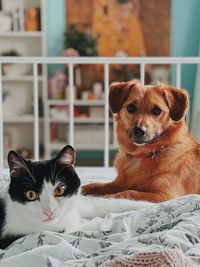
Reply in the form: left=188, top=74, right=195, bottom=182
left=46, top=0, right=66, bottom=74
left=171, top=0, right=200, bottom=97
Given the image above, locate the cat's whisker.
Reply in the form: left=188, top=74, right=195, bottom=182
left=31, top=165, right=35, bottom=180
left=52, top=159, right=57, bottom=181
left=20, top=176, right=33, bottom=181
left=50, top=160, right=53, bottom=181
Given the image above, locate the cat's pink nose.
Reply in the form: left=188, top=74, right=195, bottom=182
left=44, top=209, right=55, bottom=218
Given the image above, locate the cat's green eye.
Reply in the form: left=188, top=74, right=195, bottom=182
left=54, top=184, right=66, bottom=197
left=25, top=190, right=38, bottom=201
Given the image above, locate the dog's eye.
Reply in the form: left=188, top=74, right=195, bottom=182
left=152, top=106, right=162, bottom=116
left=127, top=104, right=137, bottom=113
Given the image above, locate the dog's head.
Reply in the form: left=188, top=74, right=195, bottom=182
left=109, top=80, right=189, bottom=147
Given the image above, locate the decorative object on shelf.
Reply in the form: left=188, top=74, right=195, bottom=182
left=92, top=82, right=103, bottom=100
left=48, top=70, right=67, bottom=99
left=1, top=50, right=32, bottom=76
left=50, top=106, right=80, bottom=120
left=150, top=66, right=170, bottom=84
left=63, top=47, right=79, bottom=57
left=50, top=106, right=69, bottom=120
left=81, top=90, right=89, bottom=100
left=12, top=6, right=25, bottom=31
left=81, top=90, right=95, bottom=100
left=64, top=25, right=97, bottom=56
left=65, top=85, right=77, bottom=100
left=0, top=11, right=12, bottom=32
left=89, top=106, right=104, bottom=118
left=50, top=124, right=58, bottom=142
left=63, top=48, right=82, bottom=87
left=2, top=89, right=9, bottom=102
left=3, top=87, right=19, bottom=118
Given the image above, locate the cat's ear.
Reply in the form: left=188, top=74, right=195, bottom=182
left=8, top=150, right=27, bottom=177
left=56, top=145, right=76, bottom=167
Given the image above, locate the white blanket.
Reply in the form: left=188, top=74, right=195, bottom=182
left=0, top=169, right=200, bottom=267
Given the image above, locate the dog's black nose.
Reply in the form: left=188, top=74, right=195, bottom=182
left=132, top=127, right=146, bottom=138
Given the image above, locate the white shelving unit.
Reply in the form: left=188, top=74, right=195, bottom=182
left=0, top=32, right=43, bottom=37
left=2, top=75, right=44, bottom=82
left=45, top=95, right=118, bottom=163
left=1, top=0, right=46, bottom=162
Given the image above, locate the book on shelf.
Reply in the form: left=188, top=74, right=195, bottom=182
left=11, top=6, right=40, bottom=32
left=25, top=7, right=40, bottom=32
left=12, top=7, right=24, bottom=31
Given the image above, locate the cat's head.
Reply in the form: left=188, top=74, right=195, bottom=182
left=7, top=145, right=80, bottom=226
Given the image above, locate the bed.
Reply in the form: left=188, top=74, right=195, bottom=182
left=0, top=168, right=200, bottom=267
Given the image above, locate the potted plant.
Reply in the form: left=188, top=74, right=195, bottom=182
left=64, top=25, right=98, bottom=56
left=1, top=50, right=32, bottom=76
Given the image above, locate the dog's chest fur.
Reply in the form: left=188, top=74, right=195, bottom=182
left=127, top=160, right=156, bottom=190
left=116, top=149, right=181, bottom=191
left=115, top=153, right=155, bottom=189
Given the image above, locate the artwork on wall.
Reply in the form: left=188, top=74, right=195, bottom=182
left=92, top=0, right=145, bottom=57
left=65, top=0, right=171, bottom=91
left=66, top=0, right=170, bottom=57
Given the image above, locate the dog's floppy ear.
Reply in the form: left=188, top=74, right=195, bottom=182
left=163, top=86, right=189, bottom=122
left=109, top=80, right=139, bottom=113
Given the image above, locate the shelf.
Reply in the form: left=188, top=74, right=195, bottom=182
left=4, top=117, right=44, bottom=123
left=48, top=143, right=118, bottom=151
left=4, top=116, right=113, bottom=124
left=75, top=100, right=105, bottom=106
left=48, top=100, right=69, bottom=106
left=0, top=31, right=43, bottom=38
left=2, top=75, right=44, bottom=82
left=47, top=99, right=105, bottom=106
left=49, top=118, right=113, bottom=123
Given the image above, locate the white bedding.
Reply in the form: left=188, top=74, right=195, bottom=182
left=0, top=169, right=200, bottom=267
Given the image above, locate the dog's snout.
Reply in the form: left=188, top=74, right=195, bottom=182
left=133, top=127, right=146, bottom=139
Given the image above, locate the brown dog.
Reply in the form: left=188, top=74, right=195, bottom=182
left=81, top=80, right=200, bottom=202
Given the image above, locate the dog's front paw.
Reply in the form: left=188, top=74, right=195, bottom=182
left=81, top=183, right=102, bottom=196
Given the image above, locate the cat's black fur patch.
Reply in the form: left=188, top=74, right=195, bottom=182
left=0, top=145, right=81, bottom=249
left=0, top=198, right=23, bottom=249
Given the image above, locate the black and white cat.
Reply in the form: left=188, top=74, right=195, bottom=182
left=0, top=145, right=153, bottom=249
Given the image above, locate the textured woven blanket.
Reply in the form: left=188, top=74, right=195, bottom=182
left=100, top=249, right=198, bottom=267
